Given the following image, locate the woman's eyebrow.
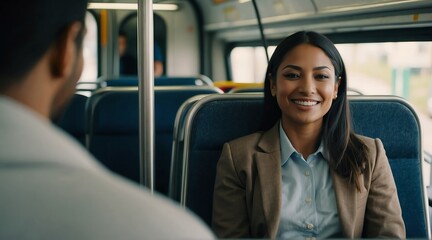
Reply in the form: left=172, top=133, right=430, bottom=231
left=282, top=64, right=301, bottom=70
left=313, top=66, right=331, bottom=71
left=281, top=65, right=331, bottom=71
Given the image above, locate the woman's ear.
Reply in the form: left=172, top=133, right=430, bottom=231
left=334, top=76, right=341, bottom=99
left=49, top=22, right=82, bottom=78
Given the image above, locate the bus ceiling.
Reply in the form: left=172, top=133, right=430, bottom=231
left=191, top=0, right=432, bottom=42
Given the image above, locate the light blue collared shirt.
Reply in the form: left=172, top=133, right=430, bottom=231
left=276, top=123, right=342, bottom=239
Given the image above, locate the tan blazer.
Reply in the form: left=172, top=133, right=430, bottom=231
left=212, top=123, right=405, bottom=238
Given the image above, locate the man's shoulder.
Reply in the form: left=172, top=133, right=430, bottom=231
left=0, top=97, right=214, bottom=239
left=0, top=155, right=214, bottom=239
left=71, top=171, right=215, bottom=239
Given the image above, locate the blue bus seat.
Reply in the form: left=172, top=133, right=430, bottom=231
left=101, top=75, right=213, bottom=87
left=156, top=75, right=213, bottom=86
left=169, top=94, right=210, bottom=201
left=87, top=86, right=222, bottom=195
left=54, top=93, right=88, bottom=146
left=173, top=94, right=429, bottom=238
left=228, top=87, right=263, bottom=93
left=349, top=96, right=428, bottom=238
left=101, top=76, right=138, bottom=87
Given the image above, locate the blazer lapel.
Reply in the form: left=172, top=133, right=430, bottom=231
left=255, top=123, right=282, bottom=238
left=331, top=169, right=358, bottom=237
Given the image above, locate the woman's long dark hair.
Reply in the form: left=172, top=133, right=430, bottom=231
left=261, top=31, right=368, bottom=190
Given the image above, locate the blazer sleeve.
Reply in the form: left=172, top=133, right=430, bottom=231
left=362, top=138, right=406, bottom=238
left=212, top=143, right=251, bottom=238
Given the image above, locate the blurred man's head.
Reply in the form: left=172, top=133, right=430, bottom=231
left=0, top=0, right=88, bottom=119
left=118, top=31, right=128, bottom=57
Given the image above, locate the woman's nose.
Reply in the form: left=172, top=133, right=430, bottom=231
left=298, top=75, right=316, bottom=95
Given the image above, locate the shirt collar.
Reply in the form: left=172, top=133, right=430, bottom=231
left=279, top=121, right=328, bottom=166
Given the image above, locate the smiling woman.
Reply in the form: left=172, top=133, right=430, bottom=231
left=270, top=44, right=339, bottom=141
left=212, top=31, right=405, bottom=239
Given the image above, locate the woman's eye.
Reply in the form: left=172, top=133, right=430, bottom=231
left=284, top=73, right=300, bottom=79
left=315, top=74, right=329, bottom=80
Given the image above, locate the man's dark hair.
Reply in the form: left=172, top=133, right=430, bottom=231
left=119, top=30, right=127, bottom=38
left=0, top=0, right=88, bottom=89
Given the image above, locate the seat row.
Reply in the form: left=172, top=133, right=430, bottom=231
left=76, top=75, right=214, bottom=92
left=55, top=85, right=223, bottom=195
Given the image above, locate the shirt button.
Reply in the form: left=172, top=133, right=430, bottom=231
left=304, top=171, right=310, bottom=176
left=305, top=197, right=312, bottom=204
left=306, top=223, right=314, bottom=230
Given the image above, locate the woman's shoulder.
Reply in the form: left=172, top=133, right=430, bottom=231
left=354, top=134, right=381, bottom=146
left=228, top=131, right=265, bottom=147
left=226, top=124, right=279, bottom=153
left=355, top=134, right=373, bottom=143
left=353, top=134, right=385, bottom=160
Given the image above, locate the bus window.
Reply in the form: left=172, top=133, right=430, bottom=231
left=230, top=46, right=275, bottom=83
left=336, top=42, right=432, bottom=166
left=79, top=12, right=98, bottom=83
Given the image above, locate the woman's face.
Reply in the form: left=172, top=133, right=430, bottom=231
left=270, top=43, right=339, bottom=129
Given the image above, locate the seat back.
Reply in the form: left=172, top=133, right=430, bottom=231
left=87, top=86, right=222, bottom=195
left=228, top=87, right=263, bottom=93
left=169, top=94, right=210, bottom=201
left=102, top=76, right=138, bottom=87
left=156, top=75, right=213, bottom=86
left=176, top=94, right=429, bottom=238
left=54, top=93, right=88, bottom=146
left=102, top=75, right=213, bottom=87
left=349, top=96, right=428, bottom=238
left=176, top=94, right=264, bottom=223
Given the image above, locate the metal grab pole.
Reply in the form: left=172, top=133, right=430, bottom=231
left=138, top=0, right=154, bottom=192
left=251, top=0, right=269, bottom=63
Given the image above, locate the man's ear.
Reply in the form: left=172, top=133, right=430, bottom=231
left=49, top=22, right=82, bottom=78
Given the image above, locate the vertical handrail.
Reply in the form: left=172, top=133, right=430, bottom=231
left=251, top=0, right=269, bottom=63
left=137, top=0, right=154, bottom=192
